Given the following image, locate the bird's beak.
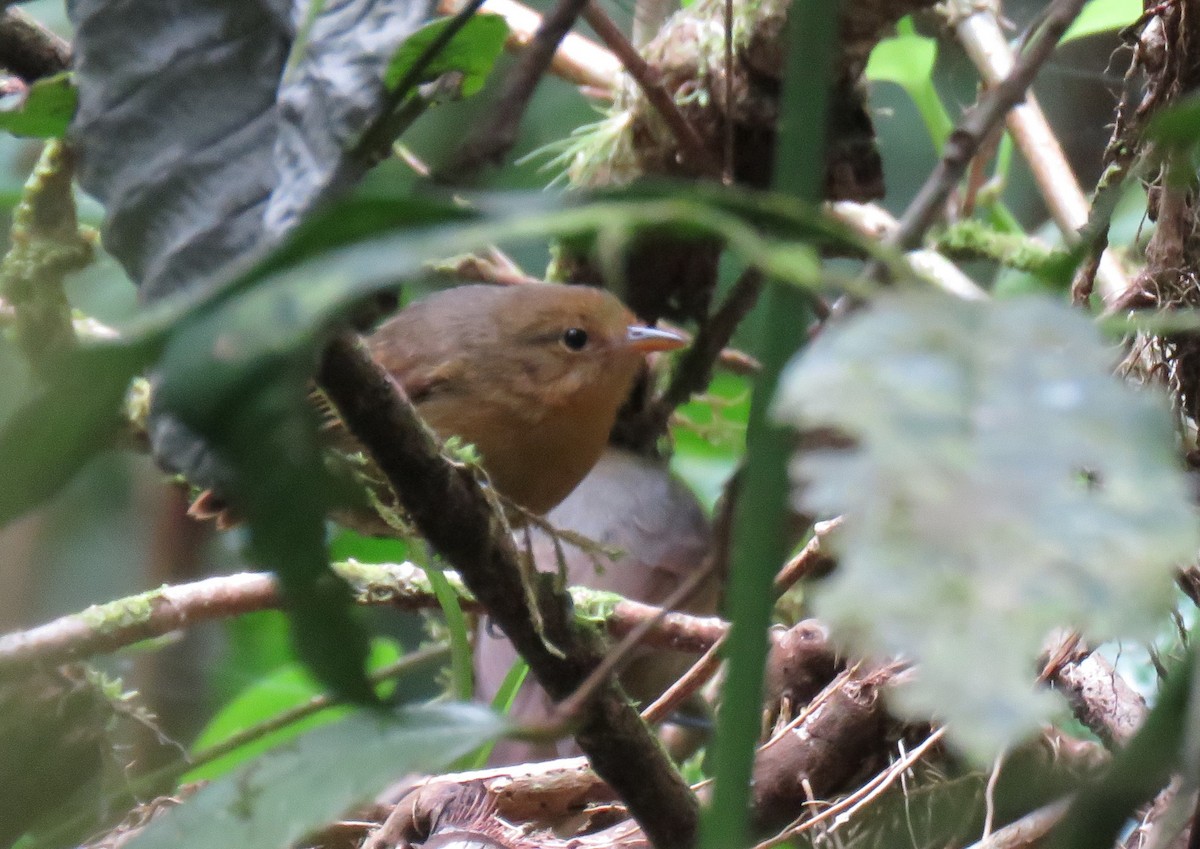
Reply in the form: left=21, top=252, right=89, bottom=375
left=626, top=324, right=687, bottom=353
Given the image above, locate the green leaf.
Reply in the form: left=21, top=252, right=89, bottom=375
left=1145, top=91, right=1200, bottom=146
left=1061, top=0, right=1141, bottom=44
left=0, top=340, right=153, bottom=526
left=188, top=639, right=404, bottom=780
left=772, top=294, right=1200, bottom=761
left=671, top=371, right=750, bottom=510
left=384, top=14, right=510, bottom=97
left=122, top=705, right=506, bottom=849
left=154, top=293, right=374, bottom=704
left=866, top=18, right=951, bottom=148
left=0, top=73, right=77, bottom=138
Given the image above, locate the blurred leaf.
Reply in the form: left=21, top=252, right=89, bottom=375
left=671, top=372, right=750, bottom=509
left=1061, top=0, right=1140, bottom=43
left=0, top=74, right=76, bottom=138
left=188, top=639, right=404, bottom=781
left=212, top=612, right=296, bottom=705
left=123, top=704, right=506, bottom=849
left=154, top=296, right=374, bottom=703
left=385, top=14, right=510, bottom=97
left=468, top=657, right=529, bottom=768
left=424, top=563, right=473, bottom=701
left=866, top=18, right=951, bottom=148
left=328, top=527, right=410, bottom=563
left=0, top=340, right=152, bottom=527
left=772, top=294, right=1200, bottom=761
left=1145, top=91, right=1200, bottom=146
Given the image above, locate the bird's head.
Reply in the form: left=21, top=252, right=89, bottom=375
left=493, top=284, right=685, bottom=410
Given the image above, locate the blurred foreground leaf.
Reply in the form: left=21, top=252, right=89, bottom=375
left=188, top=639, right=404, bottom=780
left=0, top=340, right=151, bottom=525
left=122, top=704, right=506, bottom=849
left=1061, top=0, right=1140, bottom=44
left=773, top=294, right=1200, bottom=760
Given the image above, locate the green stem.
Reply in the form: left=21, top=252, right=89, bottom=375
left=699, top=2, right=836, bottom=847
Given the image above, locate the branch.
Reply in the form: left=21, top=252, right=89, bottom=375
left=889, top=0, right=1089, bottom=252
left=580, top=1, right=721, bottom=176
left=0, top=560, right=733, bottom=677
left=947, top=4, right=1130, bottom=302
left=961, top=798, right=1073, bottom=849
left=1041, top=637, right=1148, bottom=750
left=440, top=0, right=593, bottom=178
left=315, top=333, right=697, bottom=849
left=0, top=8, right=70, bottom=81
left=439, top=0, right=621, bottom=93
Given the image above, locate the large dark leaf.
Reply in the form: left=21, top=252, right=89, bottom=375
left=66, top=0, right=436, bottom=698
left=68, top=0, right=437, bottom=300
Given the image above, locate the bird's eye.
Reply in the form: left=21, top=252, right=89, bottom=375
left=562, top=327, right=589, bottom=351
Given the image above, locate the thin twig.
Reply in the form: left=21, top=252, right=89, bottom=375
left=552, top=558, right=717, bottom=723
left=754, top=726, right=945, bottom=849
left=961, top=798, right=1072, bottom=849
left=442, top=0, right=594, bottom=178
left=580, top=1, right=721, bottom=176
left=439, top=0, right=621, bottom=93
left=655, top=268, right=764, bottom=415
left=889, top=0, right=1089, bottom=253
left=773, top=517, right=840, bottom=594
left=640, top=638, right=724, bottom=725
left=950, top=4, right=1130, bottom=302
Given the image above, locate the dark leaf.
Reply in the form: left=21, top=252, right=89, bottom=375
left=154, top=298, right=374, bottom=703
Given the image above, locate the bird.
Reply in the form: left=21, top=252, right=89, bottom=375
left=475, top=447, right=719, bottom=764
left=362, top=283, right=685, bottom=516
left=189, top=282, right=685, bottom=527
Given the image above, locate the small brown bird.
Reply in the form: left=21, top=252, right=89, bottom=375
left=365, top=283, right=684, bottom=515
left=190, top=283, right=684, bottom=527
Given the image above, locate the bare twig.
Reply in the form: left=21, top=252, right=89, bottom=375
left=553, top=560, right=718, bottom=723
left=442, top=0, right=594, bottom=178
left=754, top=727, right=946, bottom=849
left=949, top=4, right=1130, bottom=302
left=963, top=798, right=1073, bottom=849
left=773, top=517, right=840, bottom=594
left=829, top=201, right=988, bottom=299
left=640, top=638, right=724, bottom=725
left=579, top=2, right=720, bottom=176
left=1043, top=641, right=1148, bottom=750
left=890, top=0, right=1089, bottom=253
left=0, top=561, right=733, bottom=679
left=655, top=269, right=764, bottom=414
left=439, top=0, right=621, bottom=92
